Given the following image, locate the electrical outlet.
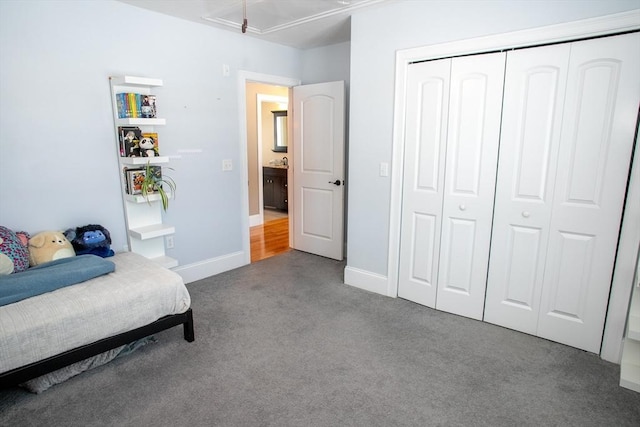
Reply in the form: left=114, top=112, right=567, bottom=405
left=222, top=159, right=233, bottom=171
left=166, top=235, right=175, bottom=249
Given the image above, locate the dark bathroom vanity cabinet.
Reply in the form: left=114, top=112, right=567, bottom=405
left=263, top=166, right=288, bottom=211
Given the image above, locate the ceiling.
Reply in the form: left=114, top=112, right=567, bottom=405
left=117, top=0, right=391, bottom=49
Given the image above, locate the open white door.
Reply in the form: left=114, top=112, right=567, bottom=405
left=291, top=81, right=345, bottom=260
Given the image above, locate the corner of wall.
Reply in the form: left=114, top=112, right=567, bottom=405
left=344, top=265, right=391, bottom=297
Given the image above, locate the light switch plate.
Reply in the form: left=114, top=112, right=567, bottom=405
left=380, top=162, right=389, bottom=177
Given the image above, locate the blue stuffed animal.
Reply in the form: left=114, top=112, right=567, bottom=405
left=64, top=224, right=115, bottom=258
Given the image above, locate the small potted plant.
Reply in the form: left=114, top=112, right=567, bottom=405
left=140, top=161, right=176, bottom=211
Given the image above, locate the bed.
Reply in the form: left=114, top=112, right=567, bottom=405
left=0, top=251, right=193, bottom=389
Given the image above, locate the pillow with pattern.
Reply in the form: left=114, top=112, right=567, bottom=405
left=0, top=226, right=30, bottom=274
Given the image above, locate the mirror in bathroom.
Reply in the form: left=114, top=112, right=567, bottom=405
left=272, top=110, right=287, bottom=153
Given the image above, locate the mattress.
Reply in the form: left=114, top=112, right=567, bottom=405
left=0, top=252, right=191, bottom=374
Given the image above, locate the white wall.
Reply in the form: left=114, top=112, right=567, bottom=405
left=345, top=0, right=640, bottom=278
left=0, top=0, right=301, bottom=271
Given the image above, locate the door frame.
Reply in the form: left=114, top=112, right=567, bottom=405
left=238, top=71, right=301, bottom=265
left=387, top=10, right=640, bottom=362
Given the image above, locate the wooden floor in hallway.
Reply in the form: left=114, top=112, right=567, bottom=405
left=250, top=216, right=290, bottom=262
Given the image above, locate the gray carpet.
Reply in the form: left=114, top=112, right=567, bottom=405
left=1, top=250, right=639, bottom=426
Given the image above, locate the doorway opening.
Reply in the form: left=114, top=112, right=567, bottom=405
left=250, top=214, right=289, bottom=262
left=239, top=73, right=345, bottom=264
left=238, top=72, right=300, bottom=266
left=245, top=81, right=291, bottom=262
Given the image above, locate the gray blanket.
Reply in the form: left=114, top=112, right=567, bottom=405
left=19, top=336, right=156, bottom=393
left=0, top=255, right=115, bottom=307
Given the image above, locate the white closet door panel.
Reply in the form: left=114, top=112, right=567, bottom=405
left=484, top=44, right=570, bottom=332
left=436, top=52, right=506, bottom=320
left=398, top=59, right=451, bottom=307
left=538, top=32, right=640, bottom=353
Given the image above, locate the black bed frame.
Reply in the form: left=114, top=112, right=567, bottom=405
left=0, top=308, right=194, bottom=388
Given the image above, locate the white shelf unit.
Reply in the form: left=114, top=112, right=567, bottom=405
left=116, top=118, right=166, bottom=126
left=620, top=253, right=640, bottom=393
left=120, top=156, right=169, bottom=166
left=124, top=191, right=173, bottom=204
left=129, top=224, right=176, bottom=240
left=109, top=75, right=177, bottom=269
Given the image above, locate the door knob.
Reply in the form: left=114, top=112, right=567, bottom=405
left=329, top=180, right=342, bottom=186
left=522, top=211, right=531, bottom=218
left=459, top=204, right=466, bottom=211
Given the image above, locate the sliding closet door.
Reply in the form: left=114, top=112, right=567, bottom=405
left=484, top=44, right=570, bottom=333
left=397, top=59, right=451, bottom=308
left=536, top=32, right=640, bottom=353
left=435, top=53, right=506, bottom=320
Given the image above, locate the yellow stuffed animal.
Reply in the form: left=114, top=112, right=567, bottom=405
left=28, top=231, right=76, bottom=266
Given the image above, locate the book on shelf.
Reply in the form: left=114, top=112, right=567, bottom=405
left=116, top=95, right=125, bottom=119
left=123, top=167, right=145, bottom=195
left=128, top=93, right=138, bottom=118
left=123, top=165, right=163, bottom=195
left=141, top=95, right=156, bottom=118
left=116, top=93, right=131, bottom=118
left=116, top=93, right=157, bottom=119
left=118, top=126, right=142, bottom=157
left=147, top=165, right=162, bottom=183
left=140, top=132, right=160, bottom=157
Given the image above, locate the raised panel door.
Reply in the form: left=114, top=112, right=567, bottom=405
left=398, top=58, right=451, bottom=307
left=537, top=32, right=640, bottom=352
left=292, top=81, right=345, bottom=260
left=436, top=52, right=506, bottom=320
left=484, top=43, right=570, bottom=332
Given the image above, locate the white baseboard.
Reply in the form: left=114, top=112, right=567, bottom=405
left=344, top=266, right=391, bottom=297
left=249, top=214, right=263, bottom=227
left=173, top=251, right=247, bottom=284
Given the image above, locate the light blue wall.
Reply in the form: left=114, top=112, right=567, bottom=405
left=3, top=0, right=636, bottom=280
left=346, top=0, right=640, bottom=277
left=0, top=0, right=302, bottom=267
left=302, top=41, right=351, bottom=87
